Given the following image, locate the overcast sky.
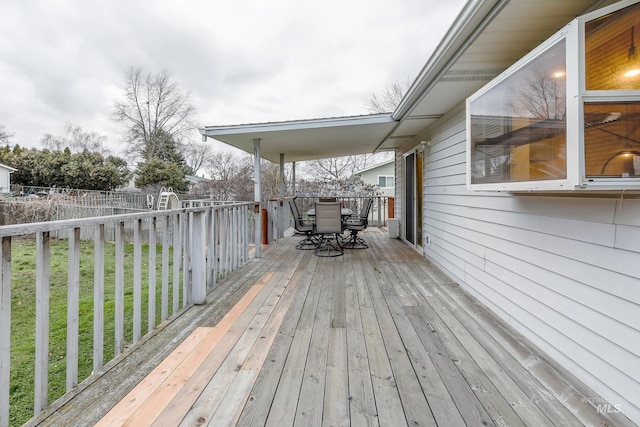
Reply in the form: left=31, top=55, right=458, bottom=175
left=0, top=0, right=466, bottom=157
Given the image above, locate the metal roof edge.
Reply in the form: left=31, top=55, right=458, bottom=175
left=354, top=159, right=395, bottom=175
left=200, top=113, right=395, bottom=136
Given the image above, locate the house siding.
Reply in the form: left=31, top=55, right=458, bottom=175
left=0, top=165, right=14, bottom=193
left=403, top=103, right=640, bottom=422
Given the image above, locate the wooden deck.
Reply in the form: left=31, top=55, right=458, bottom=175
left=30, top=228, right=634, bottom=427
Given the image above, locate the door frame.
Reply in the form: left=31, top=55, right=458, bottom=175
left=402, top=145, right=423, bottom=251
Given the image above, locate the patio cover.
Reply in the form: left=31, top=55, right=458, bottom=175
left=200, top=114, right=397, bottom=164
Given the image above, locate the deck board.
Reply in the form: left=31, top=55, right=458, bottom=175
left=33, top=228, right=636, bottom=427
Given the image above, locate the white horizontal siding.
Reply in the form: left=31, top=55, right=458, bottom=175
left=418, top=108, right=640, bottom=423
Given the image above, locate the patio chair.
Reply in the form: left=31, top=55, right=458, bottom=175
left=342, top=198, right=373, bottom=249
left=312, top=202, right=344, bottom=257
left=288, top=197, right=316, bottom=250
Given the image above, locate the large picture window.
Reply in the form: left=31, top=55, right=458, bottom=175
left=467, top=0, right=640, bottom=191
left=469, top=41, right=567, bottom=185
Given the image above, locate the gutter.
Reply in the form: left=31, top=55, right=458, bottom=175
left=391, top=0, right=507, bottom=122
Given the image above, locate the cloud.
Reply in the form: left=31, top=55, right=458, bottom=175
left=0, top=0, right=466, bottom=156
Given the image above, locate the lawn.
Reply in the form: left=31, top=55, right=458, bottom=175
left=8, top=236, right=181, bottom=426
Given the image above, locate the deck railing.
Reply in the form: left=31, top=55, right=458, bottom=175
left=0, top=201, right=257, bottom=426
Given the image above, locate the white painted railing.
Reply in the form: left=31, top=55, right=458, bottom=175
left=0, top=202, right=257, bottom=426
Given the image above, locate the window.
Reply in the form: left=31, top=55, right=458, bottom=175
left=469, top=40, right=567, bottom=185
left=584, top=3, right=640, bottom=180
left=466, top=0, right=640, bottom=191
left=378, top=175, right=394, bottom=188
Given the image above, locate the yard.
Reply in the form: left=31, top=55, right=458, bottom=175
left=8, top=236, right=178, bottom=426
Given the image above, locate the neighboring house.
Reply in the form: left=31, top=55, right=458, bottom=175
left=352, top=159, right=395, bottom=197
left=0, top=162, right=17, bottom=194
left=185, top=175, right=212, bottom=195
left=201, top=0, right=640, bottom=423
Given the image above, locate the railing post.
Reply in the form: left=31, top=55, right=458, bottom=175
left=0, top=237, right=9, bottom=427
left=172, top=214, right=182, bottom=315
left=67, top=227, right=80, bottom=392
left=191, top=211, right=206, bottom=304
left=184, top=212, right=192, bottom=304
left=35, top=231, right=50, bottom=415
left=210, top=209, right=218, bottom=289
left=133, top=219, right=142, bottom=343
left=161, top=216, right=170, bottom=322
left=115, top=222, right=125, bottom=356
left=148, top=217, right=157, bottom=332
left=93, top=225, right=105, bottom=370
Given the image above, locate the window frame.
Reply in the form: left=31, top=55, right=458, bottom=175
left=377, top=175, right=394, bottom=188
left=466, top=0, right=640, bottom=192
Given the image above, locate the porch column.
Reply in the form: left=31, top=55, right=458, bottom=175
left=279, top=153, right=285, bottom=197
left=253, top=138, right=262, bottom=258
left=292, top=162, right=296, bottom=195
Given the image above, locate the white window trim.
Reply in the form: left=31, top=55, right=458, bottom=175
left=377, top=175, right=394, bottom=188
left=466, top=0, right=640, bottom=192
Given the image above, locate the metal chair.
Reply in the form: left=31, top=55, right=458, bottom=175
left=312, top=202, right=344, bottom=257
left=342, top=198, right=373, bottom=249
left=287, top=197, right=316, bottom=250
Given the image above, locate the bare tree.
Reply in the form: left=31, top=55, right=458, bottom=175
left=0, top=125, right=12, bottom=145
left=302, top=153, right=391, bottom=182
left=510, top=68, right=566, bottom=120
left=364, top=78, right=413, bottom=113
left=206, top=151, right=240, bottom=181
left=303, top=156, right=357, bottom=181
left=41, top=123, right=110, bottom=155
left=205, top=151, right=253, bottom=201
left=41, top=133, right=66, bottom=151
left=66, top=123, right=110, bottom=154
left=112, top=67, right=196, bottom=163
left=184, top=140, right=213, bottom=175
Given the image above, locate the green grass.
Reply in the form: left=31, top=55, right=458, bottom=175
left=8, top=236, right=182, bottom=426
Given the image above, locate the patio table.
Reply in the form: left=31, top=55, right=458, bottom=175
left=306, top=207, right=353, bottom=218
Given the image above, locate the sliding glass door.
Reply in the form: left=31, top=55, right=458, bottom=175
left=403, top=149, right=423, bottom=249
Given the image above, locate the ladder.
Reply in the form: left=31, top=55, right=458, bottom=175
left=156, top=187, right=175, bottom=210
left=157, top=192, right=170, bottom=210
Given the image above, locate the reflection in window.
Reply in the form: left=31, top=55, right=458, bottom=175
left=584, top=103, right=640, bottom=177
left=469, top=40, right=567, bottom=184
left=585, top=3, right=640, bottom=91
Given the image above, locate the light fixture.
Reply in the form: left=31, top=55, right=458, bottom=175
left=624, top=27, right=640, bottom=78
left=600, top=149, right=640, bottom=175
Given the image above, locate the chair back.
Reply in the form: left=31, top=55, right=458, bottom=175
left=288, top=197, right=299, bottom=218
left=319, top=197, right=337, bottom=202
left=314, top=202, right=342, bottom=234
left=359, top=198, right=373, bottom=219
left=287, top=197, right=307, bottom=230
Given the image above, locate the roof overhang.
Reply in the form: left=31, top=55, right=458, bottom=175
left=200, top=114, right=397, bottom=163
left=381, top=0, right=620, bottom=153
